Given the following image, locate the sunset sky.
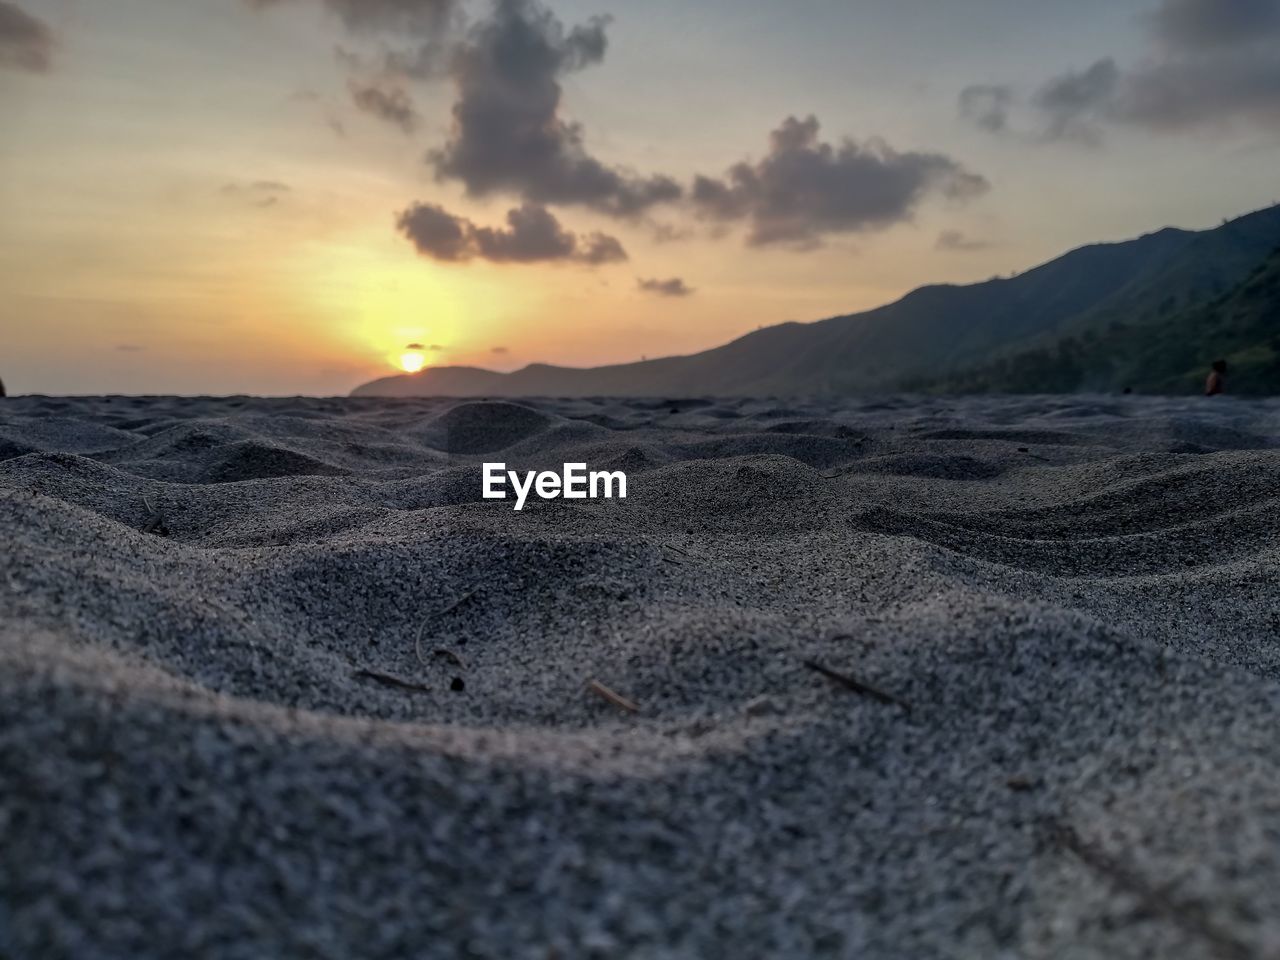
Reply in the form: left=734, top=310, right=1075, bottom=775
left=3, top=0, right=1280, bottom=395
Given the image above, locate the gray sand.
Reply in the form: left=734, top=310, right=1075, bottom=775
left=2, top=393, right=1280, bottom=959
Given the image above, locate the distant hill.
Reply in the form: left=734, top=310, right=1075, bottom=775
left=352, top=203, right=1280, bottom=398
left=913, top=246, right=1280, bottom=396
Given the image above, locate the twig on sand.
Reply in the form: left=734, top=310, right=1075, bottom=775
left=587, top=679, right=640, bottom=714
left=803, top=659, right=912, bottom=712
left=141, top=495, right=169, bottom=536
left=661, top=542, right=695, bottom=566
left=353, top=669, right=431, bottom=695
left=1047, top=818, right=1251, bottom=960
left=415, top=589, right=479, bottom=665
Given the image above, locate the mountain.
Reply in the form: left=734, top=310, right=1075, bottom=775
left=912, top=246, right=1280, bottom=396
left=352, top=203, right=1280, bottom=398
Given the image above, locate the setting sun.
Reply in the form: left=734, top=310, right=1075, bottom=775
left=400, top=344, right=427, bottom=374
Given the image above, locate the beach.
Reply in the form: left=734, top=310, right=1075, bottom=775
left=3, top=393, right=1280, bottom=958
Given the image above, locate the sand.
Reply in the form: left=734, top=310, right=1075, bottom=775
left=3, top=393, right=1280, bottom=959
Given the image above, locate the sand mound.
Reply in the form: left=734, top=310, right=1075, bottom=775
left=3, top=393, right=1280, bottom=959
left=418, top=400, right=559, bottom=454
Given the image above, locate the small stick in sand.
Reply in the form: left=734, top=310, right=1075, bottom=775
left=1048, top=818, right=1250, bottom=960
left=661, top=543, right=692, bottom=566
left=587, top=679, right=640, bottom=714
left=803, top=659, right=912, bottom=712
left=414, top=589, right=479, bottom=665
left=353, top=669, right=431, bottom=695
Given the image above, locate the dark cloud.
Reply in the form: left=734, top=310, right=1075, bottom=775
left=491, top=346, right=509, bottom=354
left=349, top=78, right=420, bottom=133
left=396, top=201, right=628, bottom=265
left=638, top=277, right=695, bottom=297
left=935, top=229, right=991, bottom=252
left=0, top=1, right=54, bottom=73
left=691, top=116, right=989, bottom=248
left=958, top=84, right=1014, bottom=133
left=254, top=0, right=681, bottom=217
left=1031, top=50, right=1280, bottom=138
left=1117, top=51, right=1280, bottom=130
left=428, top=0, right=682, bottom=218
left=1149, top=0, right=1280, bottom=50
left=967, top=0, right=1280, bottom=141
left=396, top=203, right=472, bottom=260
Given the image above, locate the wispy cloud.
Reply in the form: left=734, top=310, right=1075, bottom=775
left=638, top=277, right=695, bottom=297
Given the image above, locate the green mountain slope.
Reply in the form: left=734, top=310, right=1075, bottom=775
left=914, top=247, right=1280, bottom=395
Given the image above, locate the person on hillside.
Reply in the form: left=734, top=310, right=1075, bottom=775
left=1205, top=359, right=1227, bottom=396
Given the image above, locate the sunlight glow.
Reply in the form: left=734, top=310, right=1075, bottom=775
left=400, top=345, right=427, bottom=373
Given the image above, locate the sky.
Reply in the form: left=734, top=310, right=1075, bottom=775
left=2, top=0, right=1279, bottom=395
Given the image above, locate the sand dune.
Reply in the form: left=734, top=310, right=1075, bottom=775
left=3, top=394, right=1280, bottom=958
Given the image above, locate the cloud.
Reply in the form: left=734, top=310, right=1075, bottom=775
left=491, top=346, right=509, bottom=354
left=1034, top=51, right=1280, bottom=138
left=246, top=0, right=459, bottom=35
left=253, top=0, right=990, bottom=253
left=650, top=222, right=693, bottom=243
left=690, top=115, right=989, bottom=248
left=249, top=0, right=462, bottom=82
left=396, top=201, right=628, bottom=265
left=935, top=229, right=991, bottom=252
left=428, top=0, right=682, bottom=218
left=958, top=85, right=1014, bottom=133
left=1033, top=58, right=1120, bottom=143
left=966, top=0, right=1280, bottom=141
left=0, top=1, right=54, bottom=73
left=253, top=0, right=681, bottom=217
left=638, top=277, right=695, bottom=297
left=349, top=78, right=420, bottom=133
left=220, top=180, right=291, bottom=208
left=1149, top=0, right=1280, bottom=50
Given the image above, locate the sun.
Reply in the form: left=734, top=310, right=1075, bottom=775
left=399, top=343, right=427, bottom=374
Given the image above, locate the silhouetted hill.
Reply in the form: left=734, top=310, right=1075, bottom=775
left=914, top=246, right=1280, bottom=396
left=352, top=203, right=1280, bottom=398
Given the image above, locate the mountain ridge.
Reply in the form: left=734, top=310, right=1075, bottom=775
left=353, top=203, right=1280, bottom=398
